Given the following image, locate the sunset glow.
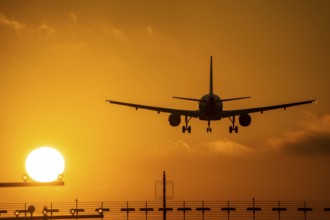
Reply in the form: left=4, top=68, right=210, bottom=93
left=0, top=0, right=329, bottom=203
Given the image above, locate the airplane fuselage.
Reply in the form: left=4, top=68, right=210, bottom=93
left=198, top=94, right=223, bottom=121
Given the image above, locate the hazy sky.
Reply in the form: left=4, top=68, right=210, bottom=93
left=0, top=0, right=329, bottom=203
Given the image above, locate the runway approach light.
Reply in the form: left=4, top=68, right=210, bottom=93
left=95, top=208, right=110, bottom=214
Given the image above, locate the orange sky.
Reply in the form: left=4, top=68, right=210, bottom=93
left=0, top=0, right=329, bottom=203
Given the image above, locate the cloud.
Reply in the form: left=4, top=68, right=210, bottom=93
left=38, top=22, right=57, bottom=37
left=139, top=26, right=166, bottom=38
left=267, top=113, right=330, bottom=156
left=158, top=113, right=330, bottom=158
left=140, top=26, right=154, bottom=35
left=154, top=140, right=195, bottom=155
left=103, top=25, right=126, bottom=40
left=155, top=139, right=251, bottom=157
left=69, top=12, right=78, bottom=23
left=206, top=113, right=330, bottom=157
left=0, top=13, right=25, bottom=32
left=111, top=27, right=125, bottom=39
left=0, top=13, right=58, bottom=39
left=206, top=139, right=252, bottom=156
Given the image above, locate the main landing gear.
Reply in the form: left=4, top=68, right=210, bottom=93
left=182, top=115, right=192, bottom=133
left=229, top=116, right=238, bottom=133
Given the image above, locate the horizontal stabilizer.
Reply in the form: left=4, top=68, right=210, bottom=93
left=172, top=96, right=201, bottom=102
left=221, top=96, right=251, bottom=102
left=173, top=96, right=251, bottom=102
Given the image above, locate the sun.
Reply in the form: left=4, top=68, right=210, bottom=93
left=25, top=146, right=65, bottom=182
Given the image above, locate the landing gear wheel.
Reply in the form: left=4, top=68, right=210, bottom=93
left=229, top=126, right=239, bottom=133
left=182, top=125, right=191, bottom=133
left=206, top=121, right=212, bottom=133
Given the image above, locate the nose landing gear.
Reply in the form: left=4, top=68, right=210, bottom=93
left=206, top=121, right=212, bottom=133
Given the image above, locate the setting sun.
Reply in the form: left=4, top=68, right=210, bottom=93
left=25, top=147, right=65, bottom=183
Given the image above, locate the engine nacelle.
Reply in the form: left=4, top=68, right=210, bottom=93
left=239, top=114, right=252, bottom=127
left=168, top=114, right=181, bottom=127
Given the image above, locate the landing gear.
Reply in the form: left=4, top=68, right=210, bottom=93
left=229, top=125, right=238, bottom=133
left=206, top=121, right=212, bottom=133
left=182, top=115, right=192, bottom=133
left=229, top=116, right=238, bottom=133
left=182, top=126, right=191, bottom=133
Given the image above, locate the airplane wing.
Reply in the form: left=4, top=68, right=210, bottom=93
left=106, top=100, right=200, bottom=118
left=222, top=100, right=316, bottom=118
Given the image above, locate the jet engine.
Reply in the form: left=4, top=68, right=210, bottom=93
left=239, top=114, right=252, bottom=127
left=168, top=114, right=181, bottom=127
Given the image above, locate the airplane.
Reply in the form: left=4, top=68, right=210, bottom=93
left=106, top=56, right=316, bottom=133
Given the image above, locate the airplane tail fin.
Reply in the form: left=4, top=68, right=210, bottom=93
left=173, top=56, right=251, bottom=102
left=210, top=56, right=213, bottom=96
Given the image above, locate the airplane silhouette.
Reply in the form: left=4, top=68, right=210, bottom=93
left=106, top=56, right=316, bottom=133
